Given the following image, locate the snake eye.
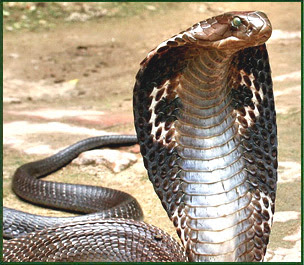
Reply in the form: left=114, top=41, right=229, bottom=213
left=232, top=16, right=242, bottom=27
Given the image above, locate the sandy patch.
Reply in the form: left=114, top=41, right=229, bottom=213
left=274, top=85, right=301, bottom=98
left=274, top=85, right=301, bottom=114
left=273, top=71, right=301, bottom=82
left=4, top=77, right=79, bottom=100
left=278, top=161, right=301, bottom=183
left=265, top=227, right=301, bottom=262
left=3, top=121, right=113, bottom=155
left=7, top=108, right=134, bottom=127
left=273, top=211, right=301, bottom=223
left=269, top=30, right=301, bottom=43
left=8, top=109, right=106, bottom=119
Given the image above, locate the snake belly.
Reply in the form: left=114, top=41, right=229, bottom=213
left=4, top=11, right=277, bottom=262
left=133, top=11, right=277, bottom=262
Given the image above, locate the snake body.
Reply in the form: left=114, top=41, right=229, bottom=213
left=3, top=136, right=142, bottom=238
left=3, top=11, right=277, bottom=262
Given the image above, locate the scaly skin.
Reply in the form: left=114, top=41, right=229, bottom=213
left=134, top=11, right=276, bottom=261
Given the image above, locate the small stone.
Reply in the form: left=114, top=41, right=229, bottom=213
left=72, top=149, right=138, bottom=173
left=8, top=53, right=19, bottom=59
left=145, top=5, right=156, bottom=11
left=6, top=26, right=13, bottom=31
left=3, top=10, right=10, bottom=17
left=54, top=79, right=65, bottom=84
left=39, top=20, right=47, bottom=25
left=65, top=12, right=90, bottom=22
left=273, top=211, right=300, bottom=223
left=28, top=5, right=36, bottom=11
left=197, top=5, right=207, bottom=13
left=3, top=97, right=21, bottom=104
left=25, top=145, right=56, bottom=155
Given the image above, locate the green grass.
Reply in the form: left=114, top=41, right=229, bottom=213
left=3, top=2, right=180, bottom=33
left=3, top=2, right=66, bottom=32
left=100, top=2, right=179, bottom=17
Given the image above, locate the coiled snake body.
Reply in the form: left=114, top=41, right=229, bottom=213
left=3, top=11, right=277, bottom=262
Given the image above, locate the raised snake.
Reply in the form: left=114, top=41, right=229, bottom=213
left=3, top=11, right=277, bottom=262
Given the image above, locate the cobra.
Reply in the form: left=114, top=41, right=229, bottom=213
left=3, top=11, right=277, bottom=262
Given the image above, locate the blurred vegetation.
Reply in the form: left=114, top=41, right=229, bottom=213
left=3, top=2, right=180, bottom=32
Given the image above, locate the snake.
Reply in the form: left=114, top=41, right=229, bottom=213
left=3, top=11, right=277, bottom=262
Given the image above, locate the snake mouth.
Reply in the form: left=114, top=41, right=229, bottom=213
left=238, top=11, right=272, bottom=43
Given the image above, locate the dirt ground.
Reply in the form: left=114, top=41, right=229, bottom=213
left=3, top=2, right=302, bottom=261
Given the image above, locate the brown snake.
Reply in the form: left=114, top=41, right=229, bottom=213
left=3, top=11, right=277, bottom=262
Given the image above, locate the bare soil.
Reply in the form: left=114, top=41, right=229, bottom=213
left=3, top=2, right=302, bottom=261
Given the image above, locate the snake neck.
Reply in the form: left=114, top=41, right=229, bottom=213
left=178, top=48, right=234, bottom=103
left=134, top=44, right=277, bottom=262
left=172, top=49, right=253, bottom=261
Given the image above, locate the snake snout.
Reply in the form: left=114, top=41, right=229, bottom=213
left=248, top=11, right=272, bottom=41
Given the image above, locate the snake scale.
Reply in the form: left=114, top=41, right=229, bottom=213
left=3, top=11, right=277, bottom=262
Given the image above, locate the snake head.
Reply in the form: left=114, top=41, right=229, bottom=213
left=193, top=11, right=272, bottom=50
left=229, top=11, right=272, bottom=45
